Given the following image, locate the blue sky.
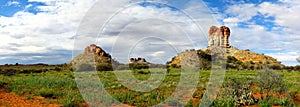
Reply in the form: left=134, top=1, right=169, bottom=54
left=0, top=0, right=46, bottom=17
left=0, top=0, right=299, bottom=66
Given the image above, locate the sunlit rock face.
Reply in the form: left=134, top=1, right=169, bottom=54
left=84, top=44, right=111, bottom=58
left=208, top=26, right=231, bottom=48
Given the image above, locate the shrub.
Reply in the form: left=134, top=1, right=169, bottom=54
left=135, top=69, right=150, bottom=74
left=129, top=63, right=149, bottom=70
left=20, top=69, right=43, bottom=74
left=39, top=88, right=55, bottom=98
left=96, top=63, right=113, bottom=71
left=53, top=67, right=62, bottom=71
left=268, top=64, right=282, bottom=70
left=215, top=79, right=255, bottom=106
left=257, top=69, right=286, bottom=100
left=227, top=56, right=238, bottom=63
left=256, top=69, right=294, bottom=106
left=0, top=81, right=7, bottom=88
left=1, top=69, right=17, bottom=76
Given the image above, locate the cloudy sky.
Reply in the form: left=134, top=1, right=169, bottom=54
left=0, top=0, right=299, bottom=66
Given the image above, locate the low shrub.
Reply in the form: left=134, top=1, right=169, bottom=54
left=0, top=80, right=7, bottom=88
left=96, top=63, right=113, bottom=71
left=0, top=69, right=17, bottom=76
left=129, top=63, right=149, bottom=70
left=39, top=88, right=55, bottom=98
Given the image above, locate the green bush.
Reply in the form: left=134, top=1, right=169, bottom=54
left=20, top=69, right=44, bottom=74
left=129, top=63, right=149, bottom=70
left=268, top=64, right=282, bottom=70
left=39, top=88, right=55, bottom=98
left=97, top=63, right=113, bottom=71
left=0, top=69, right=17, bottom=76
left=214, top=79, right=255, bottom=106
left=0, top=80, right=7, bottom=88
left=257, top=69, right=286, bottom=100
left=256, top=69, right=294, bottom=106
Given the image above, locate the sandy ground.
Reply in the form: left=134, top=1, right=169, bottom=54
left=0, top=88, right=59, bottom=107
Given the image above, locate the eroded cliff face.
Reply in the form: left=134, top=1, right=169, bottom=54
left=84, top=44, right=111, bottom=58
left=208, top=26, right=231, bottom=48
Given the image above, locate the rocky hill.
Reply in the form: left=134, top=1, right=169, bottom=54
left=167, top=26, right=284, bottom=70
left=167, top=47, right=283, bottom=70
left=220, top=47, right=280, bottom=64
left=71, top=44, right=118, bottom=71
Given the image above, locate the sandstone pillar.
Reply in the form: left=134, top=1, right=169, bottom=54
left=224, top=35, right=230, bottom=48
left=208, top=26, right=231, bottom=48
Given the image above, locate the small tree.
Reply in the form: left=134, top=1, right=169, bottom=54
left=97, top=63, right=113, bottom=71
left=256, top=68, right=286, bottom=100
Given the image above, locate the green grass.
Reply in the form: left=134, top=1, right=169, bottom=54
left=0, top=68, right=299, bottom=106
left=1, top=71, right=83, bottom=106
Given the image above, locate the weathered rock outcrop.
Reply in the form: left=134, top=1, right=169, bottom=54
left=208, top=26, right=231, bottom=48
left=71, top=44, right=115, bottom=71
left=84, top=44, right=111, bottom=58
left=167, top=26, right=284, bottom=70
left=167, top=47, right=284, bottom=70
left=129, top=58, right=148, bottom=63
left=167, top=49, right=211, bottom=69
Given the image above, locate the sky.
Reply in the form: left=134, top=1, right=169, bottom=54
left=0, top=0, right=299, bottom=66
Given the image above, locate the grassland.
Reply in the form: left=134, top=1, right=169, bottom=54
left=0, top=65, right=300, bottom=106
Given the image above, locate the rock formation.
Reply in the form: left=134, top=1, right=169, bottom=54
left=208, top=26, right=231, bottom=48
left=84, top=44, right=111, bottom=58
left=129, top=58, right=148, bottom=63
left=71, top=44, right=115, bottom=71
left=167, top=26, right=284, bottom=70
left=297, top=56, right=300, bottom=63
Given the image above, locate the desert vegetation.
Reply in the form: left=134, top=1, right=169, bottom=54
left=0, top=64, right=299, bottom=106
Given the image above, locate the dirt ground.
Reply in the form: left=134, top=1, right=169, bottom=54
left=0, top=88, right=59, bottom=107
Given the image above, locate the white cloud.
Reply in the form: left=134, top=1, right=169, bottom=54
left=267, top=52, right=298, bottom=61
left=259, top=1, right=300, bottom=31
left=6, top=1, right=20, bottom=6
left=0, top=0, right=100, bottom=64
left=223, top=3, right=258, bottom=25
left=267, top=52, right=299, bottom=65
left=92, top=1, right=217, bottom=63
left=219, top=0, right=300, bottom=66
left=151, top=51, right=165, bottom=57
left=3, top=0, right=215, bottom=64
left=296, top=56, right=300, bottom=63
